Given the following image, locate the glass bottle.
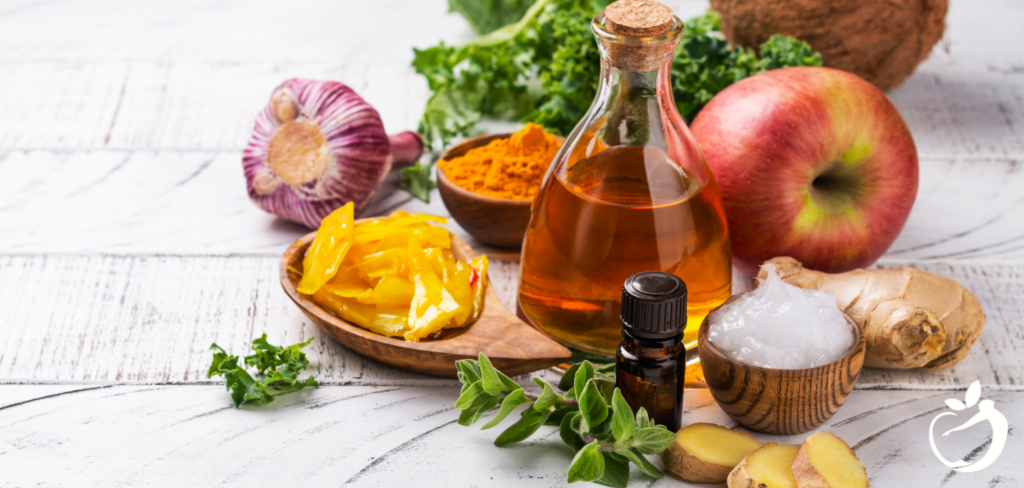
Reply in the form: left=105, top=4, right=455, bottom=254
left=517, top=6, right=731, bottom=359
left=615, top=271, right=687, bottom=431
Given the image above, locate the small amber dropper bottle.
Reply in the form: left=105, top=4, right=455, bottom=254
left=615, top=271, right=687, bottom=431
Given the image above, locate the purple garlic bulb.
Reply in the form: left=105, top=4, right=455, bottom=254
left=243, top=78, right=424, bottom=228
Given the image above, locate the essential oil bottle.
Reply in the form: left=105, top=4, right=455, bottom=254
left=615, top=271, right=687, bottom=431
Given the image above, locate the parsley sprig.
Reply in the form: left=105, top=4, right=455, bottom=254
left=208, top=335, right=319, bottom=407
left=455, top=354, right=676, bottom=486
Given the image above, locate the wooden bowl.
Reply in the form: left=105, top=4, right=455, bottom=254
left=697, top=298, right=866, bottom=435
left=280, top=226, right=571, bottom=377
left=437, top=133, right=534, bottom=249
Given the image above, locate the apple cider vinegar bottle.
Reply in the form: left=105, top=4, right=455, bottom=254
left=518, top=0, right=731, bottom=358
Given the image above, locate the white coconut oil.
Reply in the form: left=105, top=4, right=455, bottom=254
left=707, top=268, right=855, bottom=369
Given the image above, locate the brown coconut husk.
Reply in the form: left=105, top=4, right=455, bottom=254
left=709, top=0, right=948, bottom=91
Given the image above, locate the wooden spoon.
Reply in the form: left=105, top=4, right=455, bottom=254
left=280, top=228, right=572, bottom=377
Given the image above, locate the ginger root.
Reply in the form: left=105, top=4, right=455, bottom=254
left=791, top=432, right=868, bottom=488
left=663, top=423, right=764, bottom=483
left=758, top=257, right=984, bottom=370
left=728, top=443, right=800, bottom=488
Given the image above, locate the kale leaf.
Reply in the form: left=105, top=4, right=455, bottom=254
left=413, top=5, right=821, bottom=150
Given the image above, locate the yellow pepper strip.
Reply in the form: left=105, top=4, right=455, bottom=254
left=405, top=237, right=461, bottom=341
left=468, top=255, right=489, bottom=324
left=372, top=276, right=415, bottom=306
left=352, top=226, right=451, bottom=249
left=445, top=260, right=475, bottom=327
left=297, top=202, right=354, bottom=295
left=355, top=213, right=447, bottom=232
left=313, top=289, right=409, bottom=338
left=354, top=248, right=409, bottom=282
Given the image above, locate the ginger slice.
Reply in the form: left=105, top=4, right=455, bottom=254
left=792, top=431, right=868, bottom=488
left=728, top=443, right=800, bottom=488
left=663, top=423, right=764, bottom=483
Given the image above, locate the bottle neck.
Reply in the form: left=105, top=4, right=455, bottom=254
left=621, top=328, right=683, bottom=359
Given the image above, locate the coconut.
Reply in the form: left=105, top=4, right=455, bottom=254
left=709, top=0, right=948, bottom=91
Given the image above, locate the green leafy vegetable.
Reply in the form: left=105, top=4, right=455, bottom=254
left=399, top=160, right=437, bottom=202
left=447, top=0, right=538, bottom=35
left=671, top=11, right=822, bottom=122
left=413, top=5, right=821, bottom=149
left=455, top=353, right=677, bottom=487
left=207, top=334, right=318, bottom=408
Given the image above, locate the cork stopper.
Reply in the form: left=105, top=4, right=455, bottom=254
left=599, top=0, right=678, bottom=72
left=605, top=0, right=673, bottom=38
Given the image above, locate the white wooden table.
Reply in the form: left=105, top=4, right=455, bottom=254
left=0, top=0, right=1021, bottom=486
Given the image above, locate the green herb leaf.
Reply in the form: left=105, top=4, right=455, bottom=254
left=459, top=394, right=502, bottom=426
left=630, top=426, right=677, bottom=455
left=494, top=404, right=553, bottom=447
left=635, top=407, right=654, bottom=430
left=574, top=361, right=595, bottom=397
left=207, top=336, right=318, bottom=408
left=577, top=379, right=608, bottom=433
left=546, top=404, right=578, bottom=426
left=478, top=353, right=506, bottom=395
left=619, top=448, right=664, bottom=479
left=446, top=0, right=538, bottom=35
left=533, top=377, right=564, bottom=410
left=482, top=389, right=531, bottom=429
left=567, top=441, right=605, bottom=483
left=595, top=452, right=630, bottom=488
left=559, top=363, right=582, bottom=391
left=610, top=388, right=636, bottom=444
left=455, top=380, right=487, bottom=410
left=456, top=359, right=483, bottom=384
left=498, top=369, right=521, bottom=392
left=399, top=160, right=437, bottom=203
left=455, top=354, right=678, bottom=486
left=560, top=412, right=586, bottom=452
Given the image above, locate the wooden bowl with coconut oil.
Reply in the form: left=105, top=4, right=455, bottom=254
left=697, top=297, right=866, bottom=435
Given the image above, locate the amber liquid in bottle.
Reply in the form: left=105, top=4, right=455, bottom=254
left=519, top=146, right=731, bottom=357
left=518, top=11, right=731, bottom=358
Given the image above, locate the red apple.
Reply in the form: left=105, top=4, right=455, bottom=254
left=691, top=67, right=918, bottom=275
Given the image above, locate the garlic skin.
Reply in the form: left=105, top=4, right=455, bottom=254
left=243, top=78, right=423, bottom=228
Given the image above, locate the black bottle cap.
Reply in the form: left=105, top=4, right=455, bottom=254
left=620, top=271, right=687, bottom=339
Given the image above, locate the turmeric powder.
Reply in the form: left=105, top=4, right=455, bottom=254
left=438, top=123, right=561, bottom=200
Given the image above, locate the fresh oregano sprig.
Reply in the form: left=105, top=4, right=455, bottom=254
left=208, top=334, right=319, bottom=407
left=455, top=354, right=677, bottom=487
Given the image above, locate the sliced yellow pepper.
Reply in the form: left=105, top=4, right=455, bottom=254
left=405, top=237, right=461, bottom=341
left=297, top=202, right=354, bottom=295
left=313, top=289, right=409, bottom=338
left=372, top=276, right=415, bottom=306
left=301, top=208, right=487, bottom=342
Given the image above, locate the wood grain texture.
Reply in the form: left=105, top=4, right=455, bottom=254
left=437, top=134, right=533, bottom=249
left=280, top=231, right=569, bottom=377
left=0, top=384, right=1019, bottom=487
left=0, top=153, right=1017, bottom=260
left=698, top=305, right=866, bottom=434
left=0, top=255, right=1019, bottom=390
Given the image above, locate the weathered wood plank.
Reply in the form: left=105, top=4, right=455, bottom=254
left=0, top=254, right=1019, bottom=389
left=0, top=1, right=1021, bottom=156
left=2, top=62, right=1022, bottom=157
left=0, top=152, right=1019, bottom=261
left=0, top=385, right=1018, bottom=487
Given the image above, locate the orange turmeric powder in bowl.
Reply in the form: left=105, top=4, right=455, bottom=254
left=438, top=123, right=561, bottom=201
